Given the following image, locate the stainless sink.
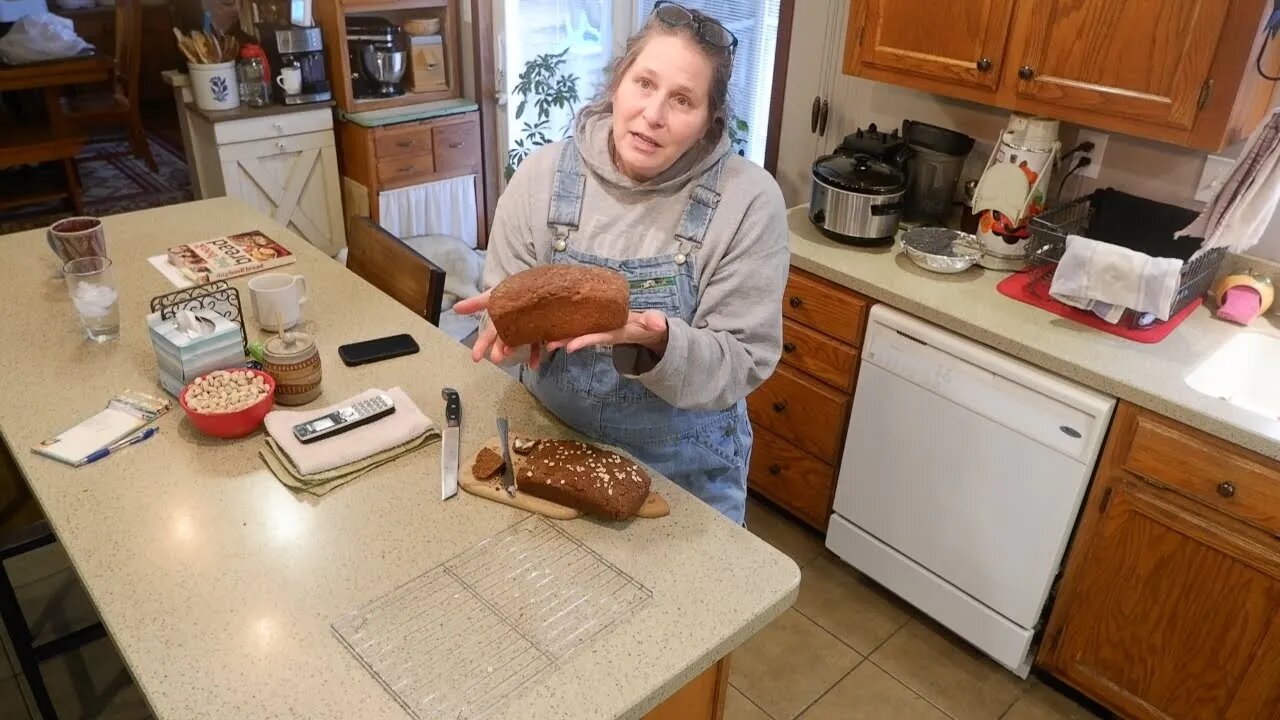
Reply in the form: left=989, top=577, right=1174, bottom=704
left=1185, top=332, right=1280, bottom=420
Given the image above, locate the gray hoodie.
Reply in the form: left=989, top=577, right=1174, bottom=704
left=483, top=109, right=790, bottom=411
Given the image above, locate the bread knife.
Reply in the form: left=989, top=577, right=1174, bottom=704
left=440, top=388, right=460, bottom=500
left=496, top=417, right=516, bottom=497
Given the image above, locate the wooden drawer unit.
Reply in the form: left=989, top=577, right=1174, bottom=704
left=782, top=269, right=868, bottom=345
left=432, top=120, right=480, bottom=174
left=373, top=123, right=433, bottom=159
left=748, top=425, right=838, bottom=530
left=747, top=363, right=850, bottom=465
left=376, top=155, right=436, bottom=189
left=781, top=318, right=859, bottom=392
left=1122, top=409, right=1280, bottom=537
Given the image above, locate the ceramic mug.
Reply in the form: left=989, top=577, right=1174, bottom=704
left=249, top=273, right=308, bottom=331
left=47, top=217, right=108, bottom=273
left=276, top=66, right=302, bottom=95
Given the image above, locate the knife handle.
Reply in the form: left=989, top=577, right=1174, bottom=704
left=442, top=388, right=461, bottom=425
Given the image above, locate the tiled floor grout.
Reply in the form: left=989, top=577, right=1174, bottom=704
left=728, top=679, right=779, bottom=720
left=790, top=656, right=864, bottom=720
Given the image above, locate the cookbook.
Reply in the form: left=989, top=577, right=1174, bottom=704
left=167, top=230, right=296, bottom=284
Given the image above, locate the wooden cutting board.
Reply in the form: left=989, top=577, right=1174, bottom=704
left=461, top=435, right=670, bottom=520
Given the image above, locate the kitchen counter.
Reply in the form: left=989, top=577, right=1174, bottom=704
left=0, top=198, right=799, bottom=719
left=786, top=206, right=1280, bottom=460
left=340, top=97, right=480, bottom=127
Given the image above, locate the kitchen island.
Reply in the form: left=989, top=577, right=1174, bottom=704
left=0, top=198, right=799, bottom=719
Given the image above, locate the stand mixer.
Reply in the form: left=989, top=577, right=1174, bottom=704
left=346, top=17, right=406, bottom=99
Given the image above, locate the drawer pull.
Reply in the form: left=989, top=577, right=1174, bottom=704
left=772, top=401, right=787, bottom=414
left=448, top=141, right=464, bottom=149
left=276, top=141, right=286, bottom=151
left=397, top=140, right=416, bottom=148
left=789, top=296, right=802, bottom=309
left=1217, top=481, right=1236, bottom=499
left=783, top=342, right=796, bottom=353
left=768, top=464, right=781, bottom=476
left=399, top=165, right=415, bottom=173
left=273, top=121, right=284, bottom=131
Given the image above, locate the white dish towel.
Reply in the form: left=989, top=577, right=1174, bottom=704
left=1049, top=234, right=1184, bottom=322
left=263, top=387, right=433, bottom=475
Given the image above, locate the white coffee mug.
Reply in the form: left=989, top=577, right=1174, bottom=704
left=249, top=273, right=307, bottom=331
left=276, top=66, right=302, bottom=95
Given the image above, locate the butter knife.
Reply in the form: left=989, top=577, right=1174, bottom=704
left=440, top=388, right=460, bottom=500
left=496, top=417, right=516, bottom=497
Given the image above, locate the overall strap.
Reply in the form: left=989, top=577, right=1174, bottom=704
left=674, top=153, right=730, bottom=246
left=547, top=138, right=587, bottom=233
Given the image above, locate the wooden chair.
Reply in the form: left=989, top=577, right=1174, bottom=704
left=60, top=0, right=156, bottom=171
left=346, top=215, right=447, bottom=326
left=0, top=126, right=86, bottom=214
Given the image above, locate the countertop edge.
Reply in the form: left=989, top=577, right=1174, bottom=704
left=785, top=253, right=1280, bottom=461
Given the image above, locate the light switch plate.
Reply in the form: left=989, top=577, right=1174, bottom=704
left=1196, top=154, right=1236, bottom=203
left=1075, top=130, right=1108, bottom=179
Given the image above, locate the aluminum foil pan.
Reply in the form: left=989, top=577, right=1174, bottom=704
left=901, top=227, right=984, bottom=274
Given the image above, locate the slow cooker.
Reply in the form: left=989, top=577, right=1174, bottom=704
left=808, top=153, right=906, bottom=246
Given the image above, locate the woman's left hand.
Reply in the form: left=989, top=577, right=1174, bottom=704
left=546, top=310, right=670, bottom=355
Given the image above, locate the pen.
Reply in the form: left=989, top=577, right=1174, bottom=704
left=79, top=427, right=160, bottom=466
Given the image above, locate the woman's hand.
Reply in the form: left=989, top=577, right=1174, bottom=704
left=546, top=310, right=669, bottom=355
left=453, top=291, right=543, bottom=370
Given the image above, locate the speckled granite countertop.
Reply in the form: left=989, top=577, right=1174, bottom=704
left=787, top=206, right=1280, bottom=461
left=0, top=198, right=799, bottom=720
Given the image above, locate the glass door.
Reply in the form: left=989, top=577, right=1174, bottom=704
left=493, top=0, right=633, bottom=185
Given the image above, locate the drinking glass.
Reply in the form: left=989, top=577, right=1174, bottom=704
left=64, top=257, right=120, bottom=343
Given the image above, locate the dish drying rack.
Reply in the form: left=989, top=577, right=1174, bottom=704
left=1023, top=192, right=1226, bottom=329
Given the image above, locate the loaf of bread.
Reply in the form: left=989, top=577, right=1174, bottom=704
left=488, top=265, right=629, bottom=346
left=517, top=439, right=651, bottom=521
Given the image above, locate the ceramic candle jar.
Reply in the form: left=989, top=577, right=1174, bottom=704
left=262, top=331, right=322, bottom=406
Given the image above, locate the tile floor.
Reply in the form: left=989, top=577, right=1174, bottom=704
left=732, top=497, right=1107, bottom=720
left=0, top=498, right=1104, bottom=720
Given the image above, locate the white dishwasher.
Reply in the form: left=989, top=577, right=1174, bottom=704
left=825, top=305, right=1115, bottom=677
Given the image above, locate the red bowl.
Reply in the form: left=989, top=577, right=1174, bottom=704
left=179, top=369, right=277, bottom=439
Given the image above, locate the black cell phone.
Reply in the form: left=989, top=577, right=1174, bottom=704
left=338, top=333, right=420, bottom=366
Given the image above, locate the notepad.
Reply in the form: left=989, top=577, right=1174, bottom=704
left=33, top=392, right=170, bottom=467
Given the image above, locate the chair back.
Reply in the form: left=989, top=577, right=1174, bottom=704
left=346, top=216, right=446, bottom=326
left=113, top=0, right=143, bottom=103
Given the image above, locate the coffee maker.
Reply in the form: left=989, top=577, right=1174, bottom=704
left=346, top=16, right=406, bottom=99
left=258, top=23, right=332, bottom=105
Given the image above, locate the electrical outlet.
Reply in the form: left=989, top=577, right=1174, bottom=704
left=1075, top=130, right=1108, bottom=178
left=1195, top=154, right=1236, bottom=203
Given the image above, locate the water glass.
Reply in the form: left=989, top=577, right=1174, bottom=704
left=64, top=257, right=120, bottom=343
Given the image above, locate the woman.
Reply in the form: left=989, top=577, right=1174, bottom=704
left=455, top=2, right=789, bottom=524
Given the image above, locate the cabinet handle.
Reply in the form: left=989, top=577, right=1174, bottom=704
left=276, top=141, right=286, bottom=151
left=448, top=141, right=463, bottom=149
left=1216, top=481, right=1236, bottom=499
left=400, top=165, right=415, bottom=173
left=1018, top=66, right=1035, bottom=80
left=783, top=342, right=796, bottom=353
left=976, top=57, right=992, bottom=72
left=397, top=139, right=416, bottom=148
left=768, top=464, right=781, bottom=476
left=817, top=98, right=829, bottom=137
left=810, top=95, right=820, bottom=133
left=273, top=121, right=284, bottom=131
left=789, top=296, right=802, bottom=309
left=772, top=401, right=787, bottom=413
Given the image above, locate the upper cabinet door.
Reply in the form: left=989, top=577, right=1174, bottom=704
left=856, top=0, right=1017, bottom=90
left=1012, top=0, right=1230, bottom=129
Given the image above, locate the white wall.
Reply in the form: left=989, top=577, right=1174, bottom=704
left=827, top=78, right=1280, bottom=261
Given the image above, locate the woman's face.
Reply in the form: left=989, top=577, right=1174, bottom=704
left=611, top=34, right=714, bottom=182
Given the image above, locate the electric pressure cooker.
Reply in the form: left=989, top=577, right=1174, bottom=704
left=808, top=153, right=907, bottom=246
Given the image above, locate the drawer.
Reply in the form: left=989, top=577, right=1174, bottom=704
left=377, top=155, right=436, bottom=189
left=432, top=119, right=480, bottom=175
left=781, top=318, right=859, bottom=392
left=748, top=425, right=836, bottom=531
left=782, top=269, right=869, bottom=346
left=211, top=108, right=334, bottom=146
left=1123, top=410, right=1280, bottom=536
left=747, top=363, right=850, bottom=464
left=374, top=123, right=432, bottom=159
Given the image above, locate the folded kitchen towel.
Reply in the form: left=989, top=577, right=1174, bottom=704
left=263, top=387, right=432, bottom=475
left=260, top=431, right=437, bottom=496
left=1050, top=234, right=1184, bottom=321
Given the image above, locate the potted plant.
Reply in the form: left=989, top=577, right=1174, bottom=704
left=505, top=49, right=582, bottom=181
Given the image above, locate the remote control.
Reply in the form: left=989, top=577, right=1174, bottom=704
left=293, top=393, right=396, bottom=444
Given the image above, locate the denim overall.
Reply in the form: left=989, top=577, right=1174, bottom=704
left=522, top=140, right=753, bottom=524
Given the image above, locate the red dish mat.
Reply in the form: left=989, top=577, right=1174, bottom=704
left=995, top=266, right=1202, bottom=344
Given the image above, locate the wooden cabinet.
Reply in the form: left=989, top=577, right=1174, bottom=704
left=843, top=0, right=1280, bottom=151
left=856, top=0, right=1015, bottom=92
left=746, top=267, right=870, bottom=531
left=1039, top=402, right=1280, bottom=720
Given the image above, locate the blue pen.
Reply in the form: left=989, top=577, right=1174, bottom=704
left=79, top=427, right=160, bottom=466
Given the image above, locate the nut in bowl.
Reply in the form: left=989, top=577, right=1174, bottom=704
left=180, top=369, right=276, bottom=438
left=901, top=227, right=984, bottom=274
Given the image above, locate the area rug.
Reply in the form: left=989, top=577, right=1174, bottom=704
left=0, top=134, right=193, bottom=234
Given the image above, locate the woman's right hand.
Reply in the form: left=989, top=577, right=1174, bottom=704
left=453, top=291, right=543, bottom=370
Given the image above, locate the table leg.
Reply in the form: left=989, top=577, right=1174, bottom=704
left=43, top=87, right=69, bottom=134
left=64, top=158, right=85, bottom=215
